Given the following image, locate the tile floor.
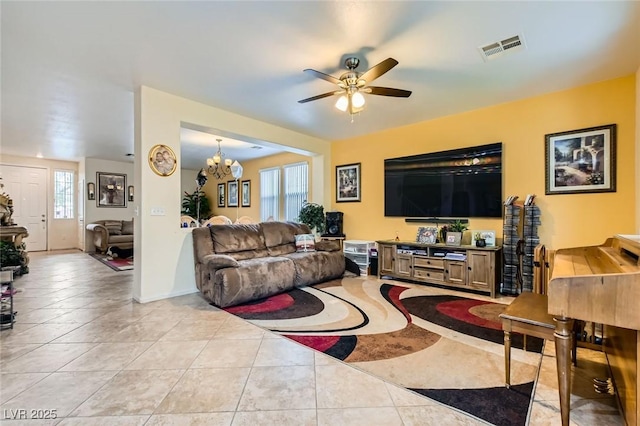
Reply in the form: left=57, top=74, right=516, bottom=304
left=0, top=250, right=623, bottom=425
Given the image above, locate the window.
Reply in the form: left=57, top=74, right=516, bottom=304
left=259, top=167, right=280, bottom=222
left=283, top=162, right=308, bottom=222
left=54, top=170, right=74, bottom=219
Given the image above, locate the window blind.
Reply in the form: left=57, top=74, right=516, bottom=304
left=283, top=162, right=308, bottom=222
left=259, top=167, right=280, bottom=222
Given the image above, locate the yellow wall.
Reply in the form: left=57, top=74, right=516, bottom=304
left=332, top=75, right=636, bottom=249
left=202, top=151, right=311, bottom=222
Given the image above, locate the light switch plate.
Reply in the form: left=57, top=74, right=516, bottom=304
left=150, top=207, right=165, bottom=216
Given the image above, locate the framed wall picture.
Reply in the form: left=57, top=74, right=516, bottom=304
left=241, top=180, right=251, bottom=207
left=545, top=124, right=616, bottom=195
left=97, top=172, right=126, bottom=208
left=227, top=180, right=238, bottom=207
left=336, top=163, right=361, bottom=202
left=445, top=232, right=462, bottom=246
left=217, top=183, right=225, bottom=208
left=148, top=144, right=177, bottom=177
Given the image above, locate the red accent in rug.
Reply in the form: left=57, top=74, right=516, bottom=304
left=388, top=285, right=413, bottom=323
left=285, top=335, right=341, bottom=353
left=436, top=299, right=502, bottom=330
left=225, top=293, right=295, bottom=314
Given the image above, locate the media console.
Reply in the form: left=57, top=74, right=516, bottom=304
left=376, top=240, right=502, bottom=298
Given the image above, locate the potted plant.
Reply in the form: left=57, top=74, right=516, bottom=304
left=474, top=232, right=487, bottom=247
left=297, top=202, right=325, bottom=235
left=445, top=220, right=468, bottom=246
left=182, top=190, right=211, bottom=222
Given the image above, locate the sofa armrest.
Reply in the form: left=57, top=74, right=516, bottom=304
left=86, top=223, right=109, bottom=253
left=202, top=254, right=240, bottom=270
left=316, top=240, right=341, bottom=252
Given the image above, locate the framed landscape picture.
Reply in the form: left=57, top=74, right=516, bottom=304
left=545, top=124, right=616, bottom=195
left=336, top=163, right=361, bottom=202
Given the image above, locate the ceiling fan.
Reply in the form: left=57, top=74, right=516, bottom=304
left=298, top=57, right=412, bottom=118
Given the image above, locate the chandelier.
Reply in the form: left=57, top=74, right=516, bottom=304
left=206, top=138, right=243, bottom=180
left=206, top=139, right=233, bottom=179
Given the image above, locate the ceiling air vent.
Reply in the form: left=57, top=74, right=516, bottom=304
left=479, top=34, right=526, bottom=62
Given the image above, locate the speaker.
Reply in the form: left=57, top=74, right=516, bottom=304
left=324, top=211, right=344, bottom=237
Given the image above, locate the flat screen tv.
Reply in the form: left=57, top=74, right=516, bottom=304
left=384, top=142, right=503, bottom=218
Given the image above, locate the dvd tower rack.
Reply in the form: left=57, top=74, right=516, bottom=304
left=521, top=202, right=541, bottom=292
left=502, top=201, right=521, bottom=295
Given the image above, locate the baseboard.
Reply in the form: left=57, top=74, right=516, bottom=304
left=133, top=287, right=199, bottom=304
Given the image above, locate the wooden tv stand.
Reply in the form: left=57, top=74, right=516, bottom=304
left=376, top=240, right=502, bottom=298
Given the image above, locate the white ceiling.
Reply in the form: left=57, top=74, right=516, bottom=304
left=2, top=1, right=639, bottom=167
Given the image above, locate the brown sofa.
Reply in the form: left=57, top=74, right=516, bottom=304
left=192, top=221, right=345, bottom=308
left=86, top=219, right=134, bottom=253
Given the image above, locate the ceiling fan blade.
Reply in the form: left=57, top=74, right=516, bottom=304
left=298, top=90, right=343, bottom=104
left=303, top=69, right=342, bottom=85
left=364, top=86, right=412, bottom=98
left=357, top=58, right=398, bottom=84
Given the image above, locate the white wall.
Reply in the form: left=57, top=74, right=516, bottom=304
left=133, top=86, right=332, bottom=303
left=0, top=154, right=79, bottom=250
left=85, top=158, right=135, bottom=252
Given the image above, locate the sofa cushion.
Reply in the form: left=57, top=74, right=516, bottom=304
left=283, top=251, right=345, bottom=287
left=295, top=234, right=316, bottom=252
left=104, top=220, right=122, bottom=235
left=109, top=234, right=133, bottom=245
left=122, top=219, right=134, bottom=235
left=210, top=256, right=296, bottom=307
left=210, top=223, right=268, bottom=260
left=262, top=221, right=310, bottom=256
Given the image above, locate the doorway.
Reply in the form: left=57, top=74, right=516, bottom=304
left=0, top=165, right=48, bottom=251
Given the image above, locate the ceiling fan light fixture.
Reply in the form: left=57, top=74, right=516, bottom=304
left=351, top=91, right=365, bottom=108
left=335, top=95, right=348, bottom=111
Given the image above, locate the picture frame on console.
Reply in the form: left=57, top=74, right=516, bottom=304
left=336, top=163, right=361, bottom=202
left=445, top=232, right=462, bottom=246
left=545, top=123, right=616, bottom=195
left=416, top=227, right=438, bottom=244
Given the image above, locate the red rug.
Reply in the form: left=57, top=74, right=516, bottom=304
left=89, top=253, right=133, bottom=271
left=224, top=278, right=543, bottom=426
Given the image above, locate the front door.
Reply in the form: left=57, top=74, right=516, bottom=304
left=0, top=165, right=48, bottom=251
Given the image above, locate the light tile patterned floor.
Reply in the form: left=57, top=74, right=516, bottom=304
left=0, top=250, right=623, bottom=425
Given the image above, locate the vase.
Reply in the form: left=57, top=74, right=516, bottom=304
left=475, top=239, right=486, bottom=248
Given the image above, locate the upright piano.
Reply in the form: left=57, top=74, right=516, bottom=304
left=548, top=234, right=640, bottom=426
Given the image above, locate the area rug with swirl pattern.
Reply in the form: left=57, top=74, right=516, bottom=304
left=224, top=277, right=544, bottom=426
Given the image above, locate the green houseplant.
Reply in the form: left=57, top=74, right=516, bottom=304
left=0, top=241, right=28, bottom=274
left=181, top=190, right=211, bottom=221
left=297, top=202, right=325, bottom=234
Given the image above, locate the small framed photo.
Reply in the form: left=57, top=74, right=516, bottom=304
left=416, top=226, right=438, bottom=244
left=217, top=183, right=225, bottom=208
left=445, top=232, right=462, bottom=246
left=97, top=172, right=126, bottom=208
left=545, top=124, right=616, bottom=195
left=241, top=180, right=251, bottom=207
left=148, top=144, right=177, bottom=177
left=473, top=230, right=496, bottom=247
left=336, top=163, right=361, bottom=202
left=227, top=180, right=238, bottom=207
